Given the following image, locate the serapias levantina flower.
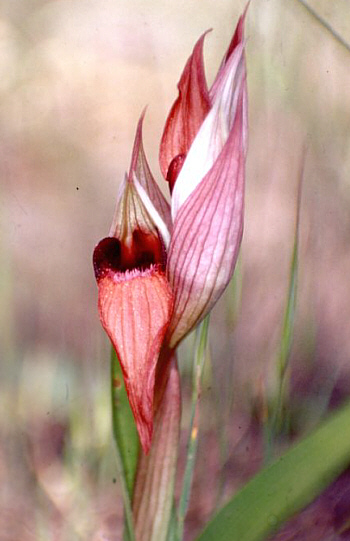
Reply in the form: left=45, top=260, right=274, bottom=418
left=93, top=114, right=174, bottom=453
left=93, top=10, right=248, bottom=453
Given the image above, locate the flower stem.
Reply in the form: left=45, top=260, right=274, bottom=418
left=176, top=316, right=210, bottom=541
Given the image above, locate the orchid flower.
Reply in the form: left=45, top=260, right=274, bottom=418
left=93, top=11, right=248, bottom=454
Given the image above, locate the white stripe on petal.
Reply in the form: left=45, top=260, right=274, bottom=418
left=171, top=43, right=245, bottom=220
left=134, top=174, right=171, bottom=249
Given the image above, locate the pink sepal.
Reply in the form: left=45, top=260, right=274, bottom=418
left=167, top=94, right=245, bottom=348
left=130, top=112, right=172, bottom=233
left=159, top=32, right=211, bottom=182
left=96, top=265, right=173, bottom=453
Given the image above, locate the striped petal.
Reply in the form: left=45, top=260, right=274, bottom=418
left=171, top=41, right=246, bottom=219
left=210, top=6, right=248, bottom=155
left=159, top=32, right=210, bottom=187
left=209, top=4, right=248, bottom=101
left=166, top=93, right=245, bottom=348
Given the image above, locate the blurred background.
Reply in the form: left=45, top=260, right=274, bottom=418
left=1, top=0, right=350, bottom=539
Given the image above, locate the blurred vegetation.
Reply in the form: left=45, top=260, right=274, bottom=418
left=1, top=0, right=350, bottom=539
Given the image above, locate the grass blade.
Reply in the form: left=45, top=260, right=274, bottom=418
left=265, top=155, right=304, bottom=459
left=166, top=504, right=178, bottom=541
left=296, top=0, right=350, bottom=54
left=196, top=399, right=350, bottom=541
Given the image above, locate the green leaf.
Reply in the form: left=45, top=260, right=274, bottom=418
left=111, top=347, right=139, bottom=497
left=196, top=400, right=350, bottom=541
left=110, top=347, right=139, bottom=541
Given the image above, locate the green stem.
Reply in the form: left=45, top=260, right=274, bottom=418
left=176, top=316, right=210, bottom=541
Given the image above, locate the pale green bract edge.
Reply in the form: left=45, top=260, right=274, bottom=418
left=195, top=399, right=350, bottom=541
left=110, top=347, right=140, bottom=541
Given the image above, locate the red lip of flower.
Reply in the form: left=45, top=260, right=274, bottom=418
left=93, top=10, right=248, bottom=454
